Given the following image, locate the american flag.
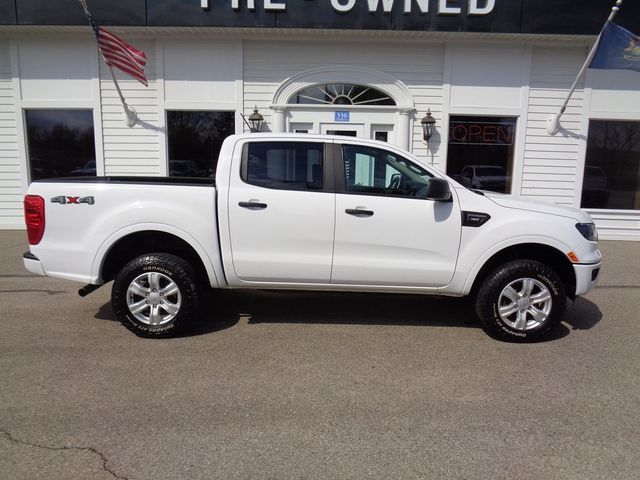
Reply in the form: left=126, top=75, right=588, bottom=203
left=84, top=7, right=148, bottom=86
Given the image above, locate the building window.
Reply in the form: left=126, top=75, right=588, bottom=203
left=167, top=111, right=235, bottom=177
left=290, top=84, right=395, bottom=106
left=25, top=109, right=96, bottom=181
left=290, top=122, right=312, bottom=134
left=581, top=120, right=640, bottom=210
left=243, top=142, right=324, bottom=191
left=374, top=131, right=388, bottom=142
left=446, top=116, right=516, bottom=194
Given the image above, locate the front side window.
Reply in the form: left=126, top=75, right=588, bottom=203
left=446, top=115, right=516, bottom=194
left=581, top=120, right=640, bottom=210
left=167, top=111, right=235, bottom=178
left=342, top=145, right=433, bottom=198
left=244, top=142, right=324, bottom=191
left=25, top=109, right=96, bottom=181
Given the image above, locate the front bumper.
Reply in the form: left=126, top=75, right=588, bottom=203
left=573, top=261, right=602, bottom=296
left=23, top=251, right=45, bottom=276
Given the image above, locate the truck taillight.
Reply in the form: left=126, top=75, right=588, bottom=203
left=24, top=195, right=45, bottom=245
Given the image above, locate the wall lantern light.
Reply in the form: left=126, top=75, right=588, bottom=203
left=421, top=109, right=436, bottom=145
left=248, top=106, right=264, bottom=133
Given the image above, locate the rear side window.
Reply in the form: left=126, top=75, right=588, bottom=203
left=243, top=142, right=324, bottom=191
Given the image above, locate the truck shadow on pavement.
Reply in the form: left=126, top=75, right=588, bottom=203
left=94, top=290, right=602, bottom=341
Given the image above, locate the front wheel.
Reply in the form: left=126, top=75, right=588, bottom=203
left=112, top=253, right=200, bottom=338
left=475, top=260, right=566, bottom=342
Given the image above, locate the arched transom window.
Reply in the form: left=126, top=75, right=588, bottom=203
left=290, top=83, right=396, bottom=106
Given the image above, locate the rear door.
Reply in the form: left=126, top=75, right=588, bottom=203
left=331, top=143, right=461, bottom=288
left=227, top=140, right=336, bottom=284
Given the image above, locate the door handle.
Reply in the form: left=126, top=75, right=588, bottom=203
left=239, top=201, right=268, bottom=210
left=345, top=208, right=374, bottom=217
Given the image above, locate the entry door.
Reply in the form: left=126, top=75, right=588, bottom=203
left=227, top=140, right=335, bottom=284
left=331, top=143, right=461, bottom=288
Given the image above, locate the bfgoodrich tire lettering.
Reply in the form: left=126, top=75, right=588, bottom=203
left=112, top=253, right=199, bottom=338
left=475, top=260, right=566, bottom=342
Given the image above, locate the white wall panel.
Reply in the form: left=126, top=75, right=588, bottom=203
left=449, top=46, right=526, bottom=110
left=587, top=211, right=640, bottom=241
left=100, top=40, right=161, bottom=176
left=521, top=47, right=586, bottom=207
left=0, top=40, right=23, bottom=229
left=18, top=39, right=93, bottom=102
left=589, top=69, right=640, bottom=118
left=163, top=40, right=241, bottom=107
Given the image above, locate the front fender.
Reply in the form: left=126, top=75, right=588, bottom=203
left=458, top=235, right=573, bottom=296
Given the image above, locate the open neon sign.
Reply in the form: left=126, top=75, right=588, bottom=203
left=449, top=120, right=515, bottom=145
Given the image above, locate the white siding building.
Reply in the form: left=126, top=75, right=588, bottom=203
left=1, top=0, right=639, bottom=239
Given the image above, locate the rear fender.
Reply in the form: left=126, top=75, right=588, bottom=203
left=90, top=223, right=224, bottom=287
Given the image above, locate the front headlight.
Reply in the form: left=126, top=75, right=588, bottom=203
left=576, top=223, right=598, bottom=242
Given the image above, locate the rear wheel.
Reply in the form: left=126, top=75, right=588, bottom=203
left=112, top=253, right=199, bottom=338
left=475, top=260, right=566, bottom=342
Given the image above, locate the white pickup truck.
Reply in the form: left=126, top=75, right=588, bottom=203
left=23, top=134, right=602, bottom=341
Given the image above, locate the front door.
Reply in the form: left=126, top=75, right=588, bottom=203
left=227, top=140, right=335, bottom=284
left=331, top=142, right=461, bottom=288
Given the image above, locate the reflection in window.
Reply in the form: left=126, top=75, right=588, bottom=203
left=446, top=115, right=516, bottom=194
left=291, top=84, right=395, bottom=106
left=582, top=120, right=640, bottom=210
left=244, top=142, right=324, bottom=191
left=25, top=110, right=96, bottom=181
left=342, top=145, right=432, bottom=198
left=167, top=111, right=235, bottom=177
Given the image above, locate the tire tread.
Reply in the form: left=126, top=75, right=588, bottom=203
left=112, top=253, right=199, bottom=338
left=475, top=259, right=566, bottom=342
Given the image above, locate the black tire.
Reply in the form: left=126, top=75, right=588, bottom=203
left=112, top=253, right=200, bottom=338
left=475, top=260, right=566, bottom=342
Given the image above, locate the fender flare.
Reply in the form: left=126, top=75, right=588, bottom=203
left=89, top=223, right=223, bottom=287
left=460, top=235, right=573, bottom=295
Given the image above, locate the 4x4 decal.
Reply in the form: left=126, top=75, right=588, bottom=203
left=51, top=196, right=95, bottom=205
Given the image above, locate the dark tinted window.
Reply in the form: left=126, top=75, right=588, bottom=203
left=25, top=109, right=95, bottom=181
left=581, top=120, right=640, bottom=210
left=244, top=142, right=324, bottom=191
left=446, top=115, right=516, bottom=194
left=167, top=111, right=235, bottom=177
left=342, top=145, right=432, bottom=198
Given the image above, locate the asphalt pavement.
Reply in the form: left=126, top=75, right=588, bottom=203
left=1, top=230, right=639, bottom=480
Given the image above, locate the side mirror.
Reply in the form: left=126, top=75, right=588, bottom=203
left=425, top=178, right=451, bottom=202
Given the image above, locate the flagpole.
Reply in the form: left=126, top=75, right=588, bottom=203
left=105, top=64, right=138, bottom=127
left=78, top=0, right=138, bottom=127
left=546, top=0, right=623, bottom=135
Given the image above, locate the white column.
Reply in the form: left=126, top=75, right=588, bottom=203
left=270, top=106, right=287, bottom=133
left=397, top=108, right=413, bottom=151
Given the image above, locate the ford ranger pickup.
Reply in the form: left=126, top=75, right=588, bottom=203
left=22, top=134, right=602, bottom=341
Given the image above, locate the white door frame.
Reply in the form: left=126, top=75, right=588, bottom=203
left=270, top=66, right=415, bottom=151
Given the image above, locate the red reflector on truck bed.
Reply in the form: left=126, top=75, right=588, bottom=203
left=24, top=195, right=45, bottom=245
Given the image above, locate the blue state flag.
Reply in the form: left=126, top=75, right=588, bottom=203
left=590, top=22, right=640, bottom=73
